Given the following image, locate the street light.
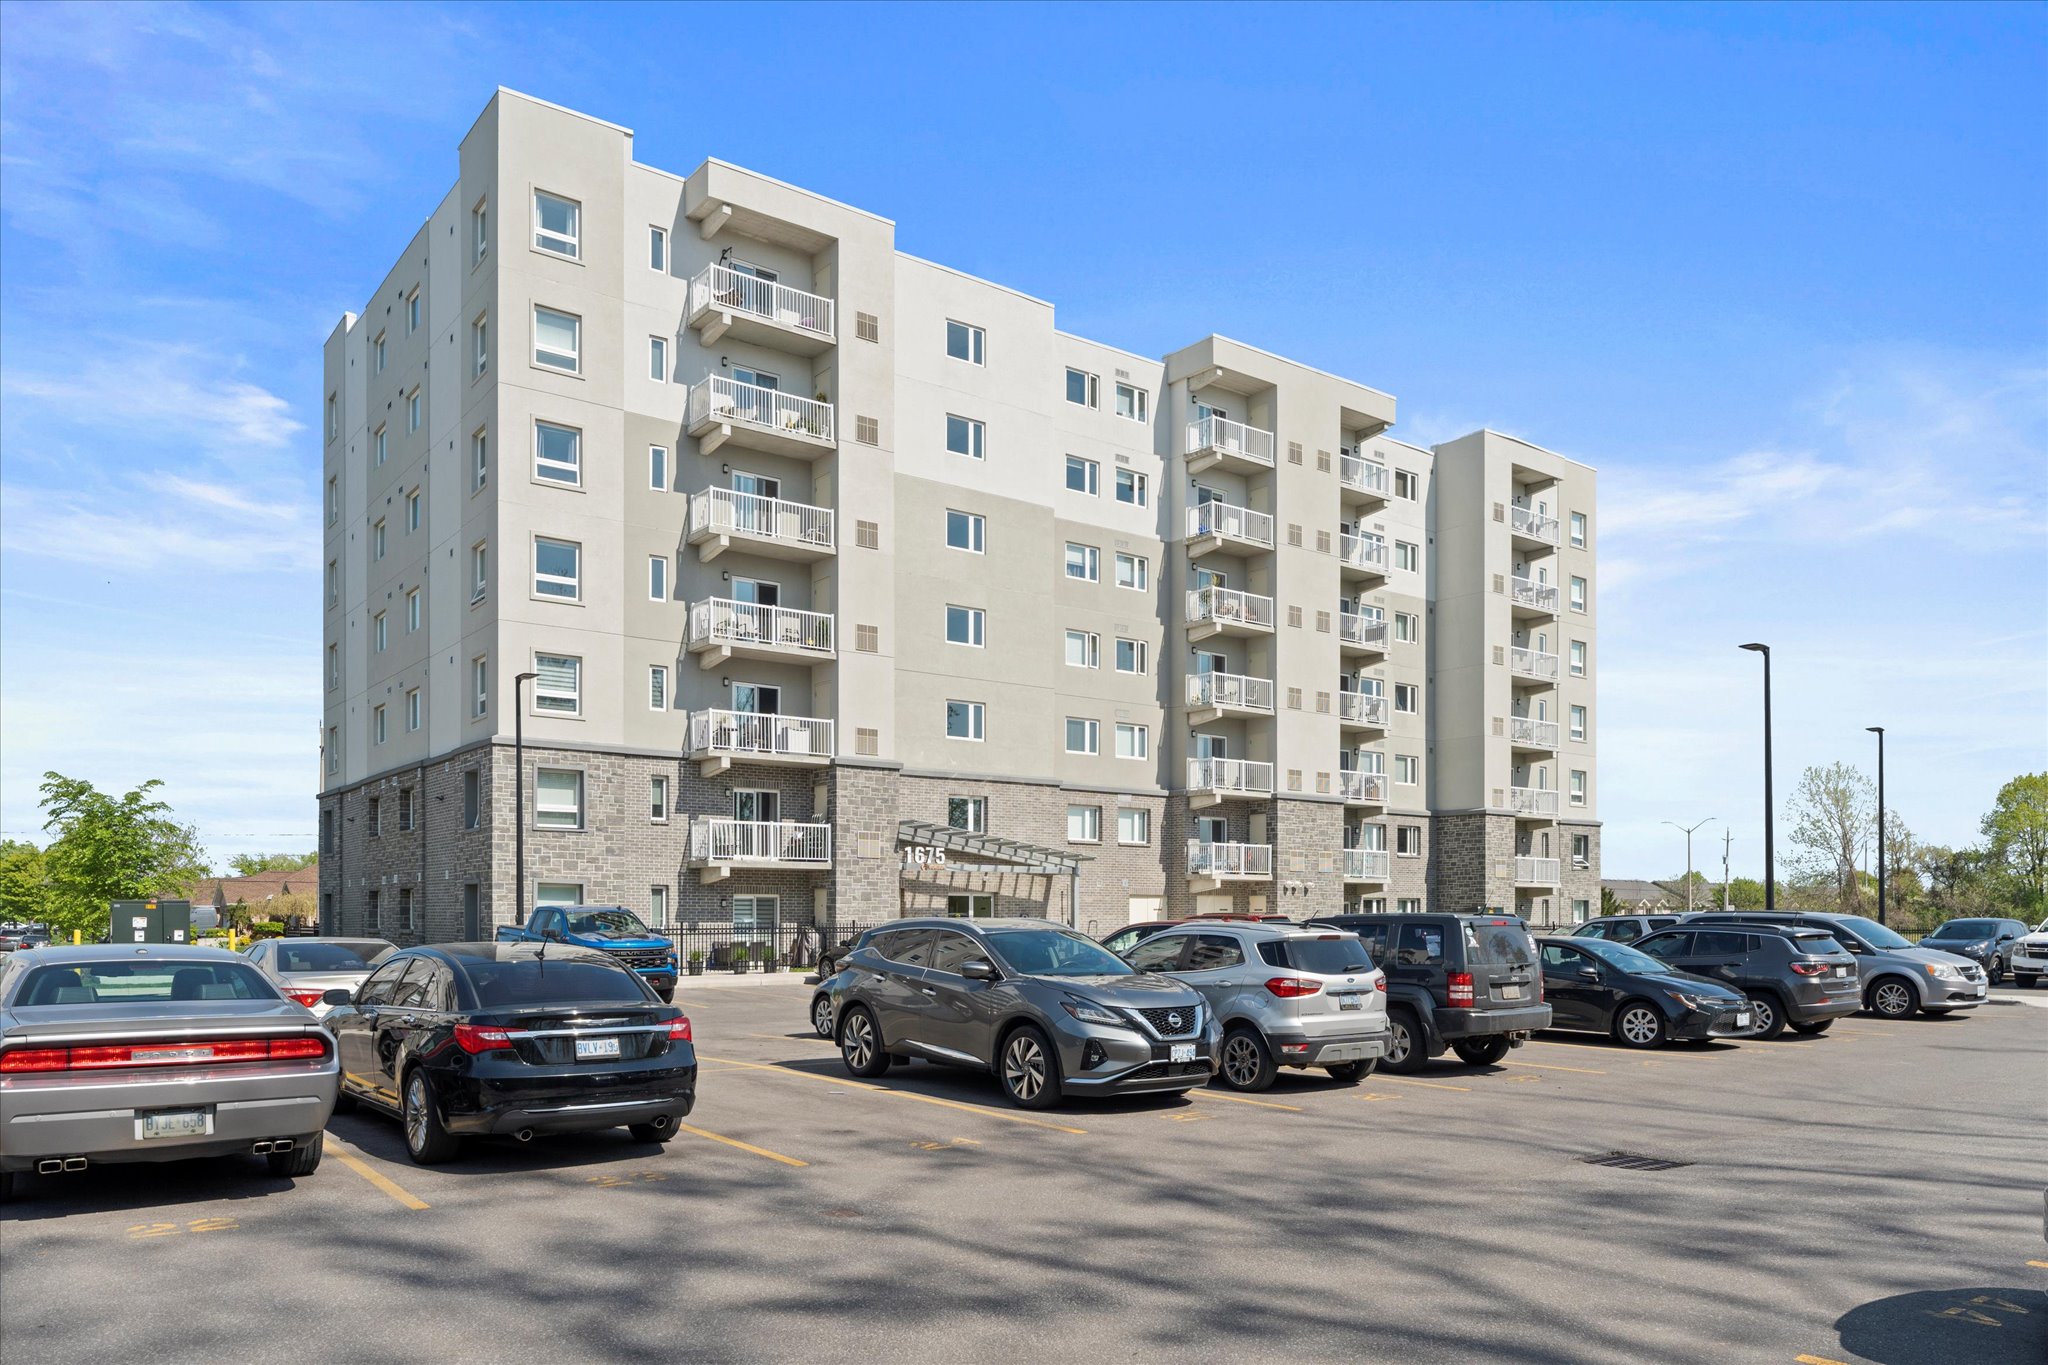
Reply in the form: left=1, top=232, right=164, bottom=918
left=1867, top=725, right=1886, bottom=926
left=1662, top=818, right=1716, bottom=914
left=1739, top=643, right=1774, bottom=910
left=513, top=671, right=538, bottom=926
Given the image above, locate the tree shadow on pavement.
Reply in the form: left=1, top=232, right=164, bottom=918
left=1834, top=1286, right=2048, bottom=1365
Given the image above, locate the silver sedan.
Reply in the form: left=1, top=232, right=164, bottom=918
left=242, top=937, right=395, bottom=1017
left=0, top=944, right=339, bottom=1202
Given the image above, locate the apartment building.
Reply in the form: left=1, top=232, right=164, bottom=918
left=316, top=89, right=1598, bottom=947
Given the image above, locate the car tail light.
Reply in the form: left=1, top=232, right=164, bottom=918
left=1448, top=971, right=1475, bottom=1007
left=1374, top=976, right=1387, bottom=992
left=0, top=1036, right=329, bottom=1072
left=0, top=1047, right=69, bottom=1073
left=666, top=1016, right=693, bottom=1042
left=1263, top=977, right=1322, bottom=998
left=1789, top=961, right=1829, bottom=976
left=454, top=1024, right=515, bottom=1053
left=286, top=990, right=327, bottom=1008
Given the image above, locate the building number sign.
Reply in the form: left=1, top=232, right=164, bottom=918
left=901, top=846, right=948, bottom=869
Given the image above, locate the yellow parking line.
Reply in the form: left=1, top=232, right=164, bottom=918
left=2027, top=1259, right=2048, bottom=1269
left=672, top=1122, right=809, bottom=1168
left=1188, top=1091, right=1303, bottom=1112
left=745, top=1032, right=836, bottom=1047
left=1502, top=1059, right=1606, bottom=1075
left=1376, top=1075, right=1471, bottom=1092
left=1795, top=1354, right=1852, bottom=1365
left=699, top=1054, right=1088, bottom=1135
left=329, top=1141, right=430, bottom=1211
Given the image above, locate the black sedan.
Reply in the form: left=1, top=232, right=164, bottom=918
left=1536, top=935, right=1753, bottom=1048
left=324, top=942, right=696, bottom=1165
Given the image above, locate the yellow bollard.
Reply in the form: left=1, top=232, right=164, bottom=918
left=73, top=929, right=81, bottom=945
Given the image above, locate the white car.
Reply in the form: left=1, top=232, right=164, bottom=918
left=242, top=938, right=395, bottom=1017
left=2009, top=921, right=2048, bottom=990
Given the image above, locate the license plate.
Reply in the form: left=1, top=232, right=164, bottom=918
left=1500, top=984, right=1524, bottom=1000
left=1169, top=1043, right=1196, bottom=1064
left=575, top=1037, right=622, bottom=1060
left=1833, top=966, right=1847, bottom=977
left=140, top=1110, right=210, bottom=1140
left=1335, top=993, right=1364, bottom=1011
left=1735, top=1012, right=1751, bottom=1028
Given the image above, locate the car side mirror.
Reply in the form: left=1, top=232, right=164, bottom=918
left=1576, top=967, right=1600, bottom=983
left=544, top=929, right=564, bottom=942
left=322, top=988, right=355, bottom=1006
left=960, top=959, right=999, bottom=982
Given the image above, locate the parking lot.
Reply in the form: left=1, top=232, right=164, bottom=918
left=3, top=980, right=2042, bottom=1365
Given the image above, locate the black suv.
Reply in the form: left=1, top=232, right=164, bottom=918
left=1632, top=926, right=1859, bottom=1038
left=1306, top=914, right=1549, bottom=1070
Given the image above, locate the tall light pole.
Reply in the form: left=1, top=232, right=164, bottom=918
left=513, top=671, right=538, bottom=925
left=1740, top=643, right=1774, bottom=910
left=1867, top=725, right=1886, bottom=926
left=1663, top=818, right=1716, bottom=914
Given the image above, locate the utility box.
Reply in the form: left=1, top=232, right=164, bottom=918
left=111, top=899, right=194, bottom=945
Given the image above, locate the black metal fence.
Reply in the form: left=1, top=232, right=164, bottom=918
left=663, top=919, right=888, bottom=977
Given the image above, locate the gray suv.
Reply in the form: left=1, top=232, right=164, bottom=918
left=1122, top=924, right=1389, bottom=1091
left=818, top=918, right=1219, bottom=1109
left=1683, top=912, right=1988, bottom=1019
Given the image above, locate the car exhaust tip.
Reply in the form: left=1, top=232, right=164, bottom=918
left=36, top=1159, right=63, bottom=1175
left=251, top=1141, right=273, bottom=1155
left=515, top=1128, right=535, bottom=1143
left=63, top=1157, right=87, bottom=1172
left=652, top=1115, right=672, bottom=1132
left=272, top=1138, right=294, bottom=1152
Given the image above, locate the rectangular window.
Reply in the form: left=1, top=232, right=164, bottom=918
left=945, top=700, right=984, bottom=741
left=327, top=560, right=339, bottom=607
left=1064, top=717, right=1100, bottom=755
left=945, top=414, right=984, bottom=460
left=1064, top=542, right=1100, bottom=581
left=1114, top=383, right=1148, bottom=423
left=1570, top=705, right=1588, bottom=742
left=1394, top=754, right=1418, bottom=785
left=472, top=314, right=488, bottom=377
left=373, top=612, right=387, bottom=652
left=1393, top=612, right=1417, bottom=643
left=327, top=392, right=338, bottom=440
left=1064, top=629, right=1099, bottom=669
left=1570, top=576, right=1588, bottom=612
left=1114, top=723, right=1149, bottom=760
left=1067, top=805, right=1101, bottom=843
left=535, top=768, right=585, bottom=829
left=946, top=893, right=995, bottom=919
left=1569, top=641, right=1587, bottom=677
left=945, top=320, right=985, bottom=365
left=463, top=768, right=481, bottom=828
left=1114, top=552, right=1148, bottom=591
left=471, top=200, right=488, bottom=264
left=406, top=287, right=420, bottom=333
left=534, top=306, right=580, bottom=372
left=470, top=541, right=488, bottom=603
left=945, top=604, right=985, bottom=647
left=534, top=420, right=581, bottom=484
left=1570, top=770, right=1588, bottom=806
left=1569, top=511, right=1588, bottom=548
left=648, top=555, right=668, bottom=601
left=650, top=775, right=669, bottom=822
left=406, top=688, right=421, bottom=732
left=649, top=886, right=668, bottom=929
left=1117, top=808, right=1151, bottom=845
left=365, top=890, right=381, bottom=927
left=1115, top=638, right=1147, bottom=674
left=471, top=655, right=488, bottom=718
left=1396, top=825, right=1421, bottom=856
left=1397, top=898, right=1422, bottom=915
left=648, top=445, right=668, bottom=491
left=367, top=796, right=381, bottom=836
left=1394, top=683, right=1417, bottom=714
left=374, top=332, right=387, bottom=373
left=947, top=796, right=987, bottom=833
left=405, top=488, right=421, bottom=532
left=406, top=587, right=421, bottom=633
left=471, top=427, right=488, bottom=490
left=1395, top=540, right=1419, bottom=572
left=375, top=424, right=387, bottom=466
left=534, top=653, right=581, bottom=715
left=945, top=509, right=985, bottom=553
left=533, top=190, right=580, bottom=258
left=326, top=476, right=339, bottom=526
left=1572, top=833, right=1591, bottom=867
left=647, top=662, right=669, bottom=709
left=1114, top=469, right=1147, bottom=506
left=407, top=387, right=421, bottom=433
left=327, top=727, right=339, bottom=774
left=327, top=643, right=339, bottom=689
left=534, top=537, right=580, bottom=600
left=1065, top=455, right=1099, bottom=495
left=648, top=225, right=668, bottom=273
left=648, top=335, right=668, bottom=382
left=1394, top=470, right=1417, bottom=500
left=373, top=705, right=387, bottom=744
left=1065, top=368, right=1099, bottom=408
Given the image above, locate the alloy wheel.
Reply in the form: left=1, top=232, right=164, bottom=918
left=1618, top=1006, right=1661, bottom=1046
left=404, top=1076, right=430, bottom=1154
left=1872, top=982, right=1913, bottom=1017
left=1749, top=996, right=1776, bottom=1033
left=812, top=995, right=834, bottom=1038
left=1221, top=1035, right=1262, bottom=1088
left=1386, top=1018, right=1412, bottom=1066
left=841, top=1012, right=875, bottom=1070
left=1003, top=1034, right=1047, bottom=1102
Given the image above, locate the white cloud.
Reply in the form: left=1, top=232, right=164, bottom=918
left=0, top=480, right=317, bottom=573
left=3, top=343, right=302, bottom=451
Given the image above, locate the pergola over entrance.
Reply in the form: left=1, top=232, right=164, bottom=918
left=895, top=821, right=1092, bottom=926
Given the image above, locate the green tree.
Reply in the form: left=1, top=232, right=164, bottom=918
left=1982, top=774, right=2048, bottom=918
left=37, top=773, right=209, bottom=941
left=0, top=840, right=51, bottom=924
left=1726, top=876, right=1769, bottom=909
left=1785, top=762, right=1875, bottom=913
left=227, top=851, right=317, bottom=876
left=1599, top=887, right=1623, bottom=917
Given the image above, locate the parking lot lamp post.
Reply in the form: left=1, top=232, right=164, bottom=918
left=1663, top=818, right=1715, bottom=914
left=514, top=671, right=538, bottom=926
left=1739, top=643, right=1774, bottom=910
left=1867, top=726, right=1886, bottom=926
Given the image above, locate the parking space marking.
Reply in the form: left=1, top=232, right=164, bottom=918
left=1188, top=1091, right=1303, bottom=1112
left=1795, top=1354, right=1852, bottom=1365
left=745, top=1032, right=836, bottom=1047
left=330, top=1140, right=431, bottom=1211
left=1160, top=1110, right=1215, bottom=1123
left=911, top=1137, right=982, bottom=1152
left=1376, top=1075, right=1471, bottom=1092
left=672, top=1121, right=810, bottom=1168
left=1355, top=1091, right=1401, bottom=1102
left=587, top=1171, right=669, bottom=1188
left=128, top=1217, right=238, bottom=1239
left=698, top=1054, right=1088, bottom=1134
left=1502, top=1059, right=1605, bottom=1074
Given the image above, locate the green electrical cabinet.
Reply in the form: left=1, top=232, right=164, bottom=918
left=110, top=899, right=194, bottom=946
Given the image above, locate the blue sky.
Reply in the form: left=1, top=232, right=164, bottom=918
left=1, top=2, right=2042, bottom=880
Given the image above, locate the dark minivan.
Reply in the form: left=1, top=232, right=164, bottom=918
left=1306, top=914, right=1549, bottom=1070
left=325, top=942, right=696, bottom=1164
left=1631, top=927, right=1859, bottom=1038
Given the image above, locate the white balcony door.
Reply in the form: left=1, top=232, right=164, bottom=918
left=1194, top=734, right=1228, bottom=761
left=1536, top=698, right=1549, bottom=720
left=734, top=789, right=779, bottom=823
left=732, top=471, right=779, bottom=535
left=732, top=577, right=779, bottom=608
left=1196, top=402, right=1228, bottom=422
left=1536, top=564, right=1550, bottom=586
left=728, top=260, right=779, bottom=318
left=1195, top=651, right=1226, bottom=676
left=1194, top=816, right=1227, bottom=844
left=733, top=682, right=780, bottom=715
left=731, top=366, right=778, bottom=425
left=1347, top=749, right=1384, bottom=775
left=1536, top=630, right=1549, bottom=653
left=1194, top=484, right=1227, bottom=507
left=1353, top=824, right=1386, bottom=851
left=1194, top=566, right=1229, bottom=590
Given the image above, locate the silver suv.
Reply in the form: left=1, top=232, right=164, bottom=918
left=1121, top=924, right=1388, bottom=1092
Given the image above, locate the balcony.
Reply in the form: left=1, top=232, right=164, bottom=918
left=1186, top=671, right=1275, bottom=724
left=1186, top=501, right=1274, bottom=555
left=1187, top=757, right=1274, bottom=809
left=686, top=488, right=835, bottom=564
left=1337, top=691, right=1388, bottom=730
left=1339, top=452, right=1390, bottom=503
left=687, top=709, right=835, bottom=777
left=1186, top=586, right=1276, bottom=641
left=1510, top=647, right=1561, bottom=683
left=1338, top=532, right=1391, bottom=580
left=1509, top=715, right=1561, bottom=750
left=1338, top=612, right=1389, bottom=656
left=687, top=264, right=836, bottom=356
left=1510, top=576, right=1560, bottom=617
left=1514, top=856, right=1562, bottom=886
left=1511, top=786, right=1561, bottom=818
left=1188, top=840, right=1273, bottom=886
left=686, top=818, right=832, bottom=883
left=1343, top=848, right=1391, bottom=881
left=687, top=377, right=835, bottom=461
left=685, top=599, right=834, bottom=668
left=1185, top=414, right=1275, bottom=476
left=1338, top=770, right=1389, bottom=805
left=1511, top=504, right=1561, bottom=547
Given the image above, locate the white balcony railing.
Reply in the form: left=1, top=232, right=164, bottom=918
left=689, top=264, right=835, bottom=340
left=1511, top=787, right=1562, bottom=817
left=1515, top=856, right=1562, bottom=884
left=1187, top=586, right=1276, bottom=631
left=1188, top=757, right=1275, bottom=797
left=686, top=599, right=834, bottom=656
left=1343, top=848, right=1391, bottom=880
left=1510, top=576, right=1561, bottom=613
left=1187, top=414, right=1276, bottom=467
left=1509, top=715, right=1560, bottom=748
left=688, top=710, right=835, bottom=762
left=1187, top=840, right=1273, bottom=880
left=1511, top=647, right=1561, bottom=681
left=1186, top=501, right=1275, bottom=549
left=1339, top=532, right=1390, bottom=574
left=688, top=818, right=832, bottom=865
left=1340, top=453, right=1390, bottom=497
left=1338, top=769, right=1389, bottom=803
left=1338, top=691, right=1389, bottom=726
left=1339, top=613, right=1389, bottom=650
left=1512, top=505, right=1561, bottom=545
left=1187, top=671, right=1276, bottom=714
left=688, top=377, right=835, bottom=444
left=688, top=488, right=835, bottom=551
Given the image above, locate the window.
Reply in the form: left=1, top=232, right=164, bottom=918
left=1064, top=542, right=1099, bottom=581
left=1065, top=718, right=1099, bottom=755
left=470, top=541, right=488, bottom=602
left=534, top=306, right=580, bottom=372
left=367, top=796, right=382, bottom=836
left=406, top=287, right=420, bottom=333
left=1394, top=470, right=1417, bottom=500
left=1572, top=898, right=1590, bottom=924
left=945, top=605, right=984, bottom=647
left=945, top=894, right=995, bottom=920
left=1065, top=455, right=1099, bottom=495
left=1114, top=383, right=1148, bottom=423
left=471, top=427, right=488, bottom=490
left=373, top=705, right=387, bottom=744
left=1114, top=723, right=1149, bottom=760
left=1065, top=368, right=1098, bottom=408
left=327, top=560, right=339, bottom=607
left=463, top=769, right=481, bottom=828
left=1570, top=576, right=1588, bottom=612
left=945, top=320, right=985, bottom=365
left=648, top=335, right=667, bottom=382
left=1569, top=640, right=1587, bottom=677
left=534, top=190, right=580, bottom=257
left=1394, top=683, right=1417, bottom=714
left=1570, top=770, right=1588, bottom=806
left=326, top=476, right=339, bottom=527
left=405, top=488, right=421, bottom=532
left=648, top=555, right=668, bottom=601
left=1117, top=808, right=1151, bottom=845
left=945, top=414, right=984, bottom=460
left=374, top=425, right=387, bottom=467
left=1397, top=898, right=1423, bottom=916
left=326, top=392, right=338, bottom=440
left=945, top=509, right=985, bottom=553
left=534, top=421, right=581, bottom=484
left=373, top=612, right=387, bottom=652
left=1114, top=552, right=1148, bottom=591
left=365, top=890, right=381, bottom=928
left=1572, top=833, right=1591, bottom=868
left=534, top=653, right=580, bottom=714
left=472, top=314, right=488, bottom=377
left=1396, top=825, right=1422, bottom=856
left=1393, top=612, right=1417, bottom=643
left=648, top=225, right=668, bottom=273
left=471, top=199, right=488, bottom=264
left=1115, top=638, right=1147, bottom=674
left=327, top=727, right=339, bottom=774
left=406, top=688, right=421, bottom=732
left=945, top=700, right=984, bottom=741
left=406, top=587, right=421, bottom=632
left=649, top=886, right=668, bottom=929
left=374, top=332, right=387, bottom=372
left=1067, top=804, right=1101, bottom=843
left=649, top=775, right=669, bottom=821
left=471, top=655, right=488, bottom=718
left=1114, top=469, right=1147, bottom=506
left=327, top=643, right=339, bottom=689
left=648, top=445, right=668, bottom=491
left=1395, top=540, right=1419, bottom=572
left=1394, top=754, right=1418, bottom=785
left=947, top=796, right=987, bottom=833
left=1570, top=511, right=1588, bottom=548
left=1064, top=630, right=1099, bottom=669
left=534, top=538, right=580, bottom=599
left=372, top=519, right=386, bottom=560
left=1570, top=705, right=1587, bottom=742
left=407, top=387, right=421, bottom=432
left=649, top=665, right=668, bottom=711
left=535, top=768, right=584, bottom=829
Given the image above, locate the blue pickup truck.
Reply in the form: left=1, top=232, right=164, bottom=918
left=497, top=905, right=679, bottom=1001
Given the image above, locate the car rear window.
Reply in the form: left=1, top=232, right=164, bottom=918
left=275, top=943, right=390, bottom=973
left=1787, top=932, right=1847, bottom=956
left=1463, top=920, right=1535, bottom=966
left=467, top=960, right=650, bottom=1007
left=1257, top=936, right=1374, bottom=975
left=15, top=961, right=279, bottom=1007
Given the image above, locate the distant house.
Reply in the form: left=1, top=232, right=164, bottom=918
left=187, top=864, right=319, bottom=928
left=1600, top=879, right=1688, bottom=913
